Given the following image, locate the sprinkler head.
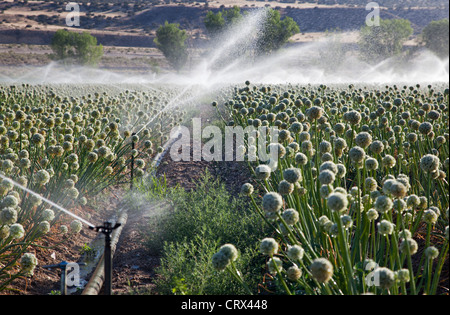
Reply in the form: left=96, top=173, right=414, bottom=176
left=89, top=221, right=121, bottom=236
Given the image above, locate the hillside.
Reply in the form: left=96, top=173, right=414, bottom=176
left=0, top=0, right=448, bottom=47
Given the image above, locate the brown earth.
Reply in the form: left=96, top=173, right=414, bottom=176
left=0, top=188, right=122, bottom=295
left=110, top=103, right=252, bottom=295
left=0, top=1, right=447, bottom=48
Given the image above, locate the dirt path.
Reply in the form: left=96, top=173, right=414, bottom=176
left=110, top=150, right=251, bottom=295
left=110, top=102, right=252, bottom=294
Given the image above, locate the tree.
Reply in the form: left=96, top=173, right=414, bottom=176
left=358, top=18, right=413, bottom=63
left=154, top=21, right=188, bottom=72
left=204, top=6, right=242, bottom=38
left=421, top=19, right=449, bottom=58
left=256, top=9, right=300, bottom=55
left=204, top=11, right=225, bottom=37
left=51, top=29, right=103, bottom=66
left=222, top=5, right=242, bottom=26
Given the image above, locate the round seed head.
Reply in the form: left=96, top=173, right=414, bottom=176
left=260, top=237, right=279, bottom=256
left=310, top=258, right=334, bottom=283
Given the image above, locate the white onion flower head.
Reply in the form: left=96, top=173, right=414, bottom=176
left=423, top=209, right=438, bottom=225
left=382, top=155, right=396, bottom=169
left=389, top=181, right=408, bottom=199
left=262, top=192, right=283, bottom=213
left=374, top=195, right=393, bottom=213
left=1, top=195, right=19, bottom=208
left=329, top=223, right=339, bottom=237
left=378, top=219, right=394, bottom=236
left=420, top=154, right=440, bottom=174
left=319, top=161, right=338, bottom=175
left=310, top=258, right=334, bottom=283
left=374, top=267, right=395, bottom=290
left=212, top=251, right=230, bottom=271
left=70, top=220, right=83, bottom=234
left=255, top=164, right=271, bottom=180
left=341, top=215, right=353, bottom=229
left=260, top=237, right=279, bottom=256
left=425, top=246, right=439, bottom=260
left=38, top=221, right=51, bottom=234
left=34, top=169, right=51, bottom=186
left=240, top=183, right=254, bottom=196
left=365, top=157, right=379, bottom=171
left=355, top=132, right=372, bottom=148
left=363, top=259, right=377, bottom=272
left=393, top=199, right=407, bottom=213
left=278, top=180, right=294, bottom=195
left=282, top=208, right=299, bottom=225
left=406, top=194, right=420, bottom=209
left=320, top=184, right=333, bottom=199
left=41, top=209, right=55, bottom=222
left=29, top=194, right=42, bottom=207
left=336, top=164, right=346, bottom=178
left=0, top=225, right=10, bottom=240
left=267, top=257, right=283, bottom=275
left=400, top=238, right=419, bottom=255
left=382, top=179, right=396, bottom=195
left=0, top=207, right=17, bottom=225
left=287, top=245, right=304, bottom=262
left=349, top=146, right=366, bottom=163
left=59, top=225, right=69, bottom=234
left=365, top=177, right=378, bottom=192
left=318, top=169, right=335, bottom=185
left=283, top=168, right=302, bottom=184
left=20, top=253, right=38, bottom=277
left=334, top=187, right=347, bottom=195
left=287, top=264, right=302, bottom=281
left=219, top=244, right=238, bottom=262
left=10, top=223, right=25, bottom=239
left=318, top=215, right=330, bottom=227
left=66, top=187, right=79, bottom=200
left=327, top=192, right=349, bottom=212
left=295, top=152, right=308, bottom=165
left=396, top=269, right=410, bottom=283
left=398, top=229, right=412, bottom=240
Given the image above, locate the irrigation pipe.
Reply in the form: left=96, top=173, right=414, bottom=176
left=81, top=210, right=128, bottom=295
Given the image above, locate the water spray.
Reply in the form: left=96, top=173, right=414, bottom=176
left=0, top=174, right=124, bottom=295
left=0, top=174, right=95, bottom=228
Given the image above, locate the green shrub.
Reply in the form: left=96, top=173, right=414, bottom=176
left=136, top=171, right=267, bottom=294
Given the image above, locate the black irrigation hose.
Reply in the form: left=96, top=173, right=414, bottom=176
left=82, top=211, right=128, bottom=296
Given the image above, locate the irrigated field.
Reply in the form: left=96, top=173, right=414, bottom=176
left=0, top=81, right=448, bottom=295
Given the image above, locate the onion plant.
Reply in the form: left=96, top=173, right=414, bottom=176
left=214, top=83, right=449, bottom=295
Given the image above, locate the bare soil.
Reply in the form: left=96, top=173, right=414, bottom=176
left=110, top=103, right=252, bottom=295
left=0, top=190, right=121, bottom=295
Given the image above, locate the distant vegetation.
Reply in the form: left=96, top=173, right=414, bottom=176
left=315, top=0, right=448, bottom=8
left=154, top=21, right=189, bottom=71
left=45, top=0, right=449, bottom=9
left=50, top=30, right=104, bottom=66
left=357, top=17, right=449, bottom=62
left=204, top=6, right=299, bottom=54
left=358, top=18, right=413, bottom=63
left=255, top=9, right=300, bottom=55
left=421, top=19, right=449, bottom=59
left=204, top=6, right=243, bottom=38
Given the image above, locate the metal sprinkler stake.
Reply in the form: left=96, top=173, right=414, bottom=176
left=42, top=261, right=85, bottom=295
left=130, top=132, right=136, bottom=190
left=89, top=221, right=121, bottom=295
